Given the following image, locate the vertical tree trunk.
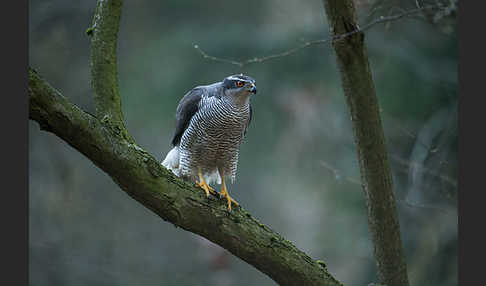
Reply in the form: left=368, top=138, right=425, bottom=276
left=321, top=1, right=410, bottom=285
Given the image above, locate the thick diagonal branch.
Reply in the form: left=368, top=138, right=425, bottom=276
left=28, top=67, right=342, bottom=286
left=322, top=1, right=409, bottom=286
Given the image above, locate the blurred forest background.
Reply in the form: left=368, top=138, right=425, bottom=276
left=29, top=0, right=457, bottom=285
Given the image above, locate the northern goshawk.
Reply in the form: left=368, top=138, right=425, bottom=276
left=162, top=74, right=256, bottom=211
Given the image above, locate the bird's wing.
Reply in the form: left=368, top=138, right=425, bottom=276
left=171, top=87, right=205, bottom=146
left=244, top=104, right=252, bottom=136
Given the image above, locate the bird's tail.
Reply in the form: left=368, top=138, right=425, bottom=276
left=162, top=146, right=181, bottom=177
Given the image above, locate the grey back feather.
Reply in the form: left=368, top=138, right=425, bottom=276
left=171, top=88, right=204, bottom=146
left=171, top=83, right=224, bottom=146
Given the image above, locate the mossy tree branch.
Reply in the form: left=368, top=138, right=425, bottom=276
left=322, top=1, right=410, bottom=286
left=28, top=0, right=343, bottom=284
left=28, top=67, right=342, bottom=286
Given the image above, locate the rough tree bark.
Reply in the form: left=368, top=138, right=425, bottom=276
left=28, top=1, right=342, bottom=285
left=322, top=1, right=410, bottom=286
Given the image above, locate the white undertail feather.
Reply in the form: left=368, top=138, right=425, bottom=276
left=162, top=147, right=181, bottom=177
left=162, top=146, right=222, bottom=185
left=205, top=170, right=222, bottom=186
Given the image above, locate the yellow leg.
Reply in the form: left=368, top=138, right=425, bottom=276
left=195, top=166, right=217, bottom=197
left=219, top=172, right=239, bottom=212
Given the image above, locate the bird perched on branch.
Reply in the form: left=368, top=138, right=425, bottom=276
left=162, top=74, right=256, bottom=211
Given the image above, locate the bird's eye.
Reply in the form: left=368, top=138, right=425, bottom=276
left=236, top=81, right=244, bottom=87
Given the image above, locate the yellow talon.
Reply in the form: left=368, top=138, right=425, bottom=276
left=195, top=180, right=216, bottom=197
left=196, top=167, right=217, bottom=197
left=219, top=172, right=239, bottom=212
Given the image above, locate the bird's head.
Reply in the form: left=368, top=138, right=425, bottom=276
left=222, top=74, right=257, bottom=99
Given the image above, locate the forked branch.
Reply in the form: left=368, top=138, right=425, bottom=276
left=28, top=0, right=343, bottom=285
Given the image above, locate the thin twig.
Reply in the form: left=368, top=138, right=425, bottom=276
left=194, top=4, right=444, bottom=67
left=398, top=198, right=454, bottom=214
left=193, top=45, right=245, bottom=67
left=381, top=111, right=436, bottom=152
left=319, top=160, right=362, bottom=185
left=318, top=159, right=455, bottom=214
left=389, top=154, right=458, bottom=188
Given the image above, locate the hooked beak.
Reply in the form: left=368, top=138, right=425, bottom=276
left=249, top=83, right=257, bottom=94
